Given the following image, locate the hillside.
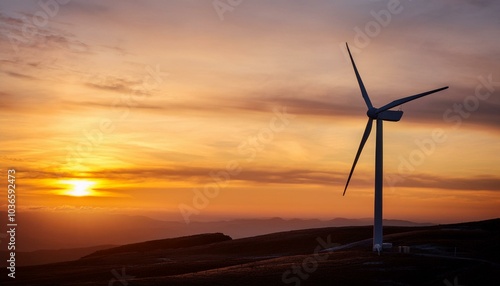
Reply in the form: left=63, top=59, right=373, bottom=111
left=84, top=233, right=231, bottom=258
left=1, top=219, right=498, bottom=285
left=0, top=245, right=115, bottom=267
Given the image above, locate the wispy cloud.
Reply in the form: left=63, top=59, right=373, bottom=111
left=85, top=76, right=144, bottom=95
left=391, top=173, right=500, bottom=192
left=20, top=165, right=499, bottom=192
left=4, top=70, right=38, bottom=80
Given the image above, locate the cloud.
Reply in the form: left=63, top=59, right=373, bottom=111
left=85, top=76, right=144, bottom=95
left=389, top=173, right=500, bottom=192
left=25, top=205, right=120, bottom=213
left=4, top=71, right=37, bottom=80
left=62, top=1, right=110, bottom=15
left=66, top=85, right=498, bottom=133
left=0, top=13, right=23, bottom=26
left=18, top=165, right=346, bottom=186
left=24, top=165, right=498, bottom=192
left=0, top=11, right=90, bottom=54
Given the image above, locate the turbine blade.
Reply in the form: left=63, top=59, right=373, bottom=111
left=377, top=86, right=449, bottom=113
left=346, top=43, right=373, bottom=109
left=343, top=118, right=373, bottom=196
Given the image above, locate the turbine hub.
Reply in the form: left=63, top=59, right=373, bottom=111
left=367, top=107, right=378, bottom=119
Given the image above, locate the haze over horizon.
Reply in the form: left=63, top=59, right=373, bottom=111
left=1, top=0, right=499, bottom=230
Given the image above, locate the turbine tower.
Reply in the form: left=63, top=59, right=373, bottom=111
left=342, top=43, right=448, bottom=252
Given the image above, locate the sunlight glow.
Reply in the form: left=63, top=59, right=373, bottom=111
left=61, top=180, right=96, bottom=197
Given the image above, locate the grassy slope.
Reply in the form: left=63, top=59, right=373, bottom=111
left=1, top=219, right=498, bottom=285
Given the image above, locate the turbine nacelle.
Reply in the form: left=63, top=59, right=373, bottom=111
left=367, top=107, right=403, bottom=122
left=377, top=109, right=404, bottom=122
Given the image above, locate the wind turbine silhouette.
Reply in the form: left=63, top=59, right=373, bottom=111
left=342, top=43, right=448, bottom=252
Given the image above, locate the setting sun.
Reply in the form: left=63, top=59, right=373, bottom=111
left=61, top=180, right=96, bottom=197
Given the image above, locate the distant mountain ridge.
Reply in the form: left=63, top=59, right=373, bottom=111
left=0, top=211, right=433, bottom=252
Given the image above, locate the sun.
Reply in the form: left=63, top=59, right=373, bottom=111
left=61, top=180, right=96, bottom=197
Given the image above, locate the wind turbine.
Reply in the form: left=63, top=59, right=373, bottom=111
left=342, top=43, right=448, bottom=252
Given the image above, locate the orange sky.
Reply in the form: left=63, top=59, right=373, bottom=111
left=1, top=0, right=499, bottom=224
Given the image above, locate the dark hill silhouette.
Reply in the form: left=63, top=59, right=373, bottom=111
left=442, top=217, right=500, bottom=231
left=0, top=245, right=115, bottom=267
left=2, top=218, right=499, bottom=285
left=84, top=233, right=231, bottom=258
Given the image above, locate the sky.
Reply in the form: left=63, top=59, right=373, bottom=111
left=1, top=0, right=499, bottom=224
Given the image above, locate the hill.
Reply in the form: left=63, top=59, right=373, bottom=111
left=0, top=245, right=115, bottom=267
left=84, top=233, right=231, bottom=258
left=1, top=219, right=498, bottom=285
